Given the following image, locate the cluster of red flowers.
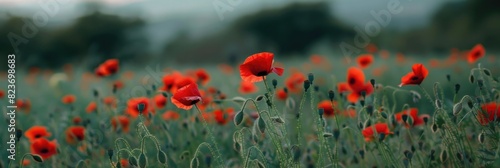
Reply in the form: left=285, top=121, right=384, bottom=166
left=95, top=59, right=119, bottom=77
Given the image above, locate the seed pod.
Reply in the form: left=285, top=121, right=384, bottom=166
left=314, top=85, right=319, bottom=92
left=446, top=74, right=451, bottom=82
left=370, top=79, right=375, bottom=87
left=359, top=100, right=365, bottom=107
left=108, top=149, right=114, bottom=160
left=303, top=80, right=311, bottom=92
left=359, top=150, right=365, bottom=159
left=318, top=108, right=324, bottom=118
left=328, top=90, right=335, bottom=101
left=478, top=79, right=484, bottom=89
left=272, top=79, right=278, bottom=89
left=16, top=129, right=23, bottom=142
left=308, top=73, right=314, bottom=84
left=137, top=103, right=145, bottom=114
left=455, top=84, right=461, bottom=94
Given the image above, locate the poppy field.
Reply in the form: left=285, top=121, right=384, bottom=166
left=2, top=44, right=500, bottom=168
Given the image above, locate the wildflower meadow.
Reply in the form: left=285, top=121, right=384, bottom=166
left=2, top=44, right=500, bottom=168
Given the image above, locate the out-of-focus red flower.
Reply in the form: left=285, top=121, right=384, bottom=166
left=394, top=108, right=429, bottom=127
left=62, top=94, right=76, bottom=104
left=17, top=99, right=31, bottom=113
left=194, top=69, right=210, bottom=85
left=25, top=126, right=52, bottom=142
left=111, top=116, right=130, bottom=133
left=467, top=44, right=485, bottom=63
left=171, top=82, right=202, bottom=110
left=95, top=59, right=119, bottom=77
left=103, top=96, right=117, bottom=107
left=162, top=111, right=180, bottom=121
left=346, top=67, right=374, bottom=103
left=0, top=89, right=4, bottom=99
left=214, top=108, right=235, bottom=125
left=399, top=64, right=428, bottom=87
left=317, top=100, right=338, bottom=117
left=161, top=71, right=183, bottom=92
left=276, top=88, right=288, bottom=101
left=65, top=126, right=85, bottom=145
left=240, top=52, right=284, bottom=83
left=239, top=81, right=258, bottom=94
left=113, top=80, right=124, bottom=90
left=477, top=102, right=500, bottom=125
left=126, top=97, right=151, bottom=118
left=362, top=123, right=392, bottom=142
left=365, top=43, right=378, bottom=53
left=356, top=54, right=374, bottom=69
left=310, top=55, right=326, bottom=65
left=153, top=94, right=167, bottom=109
left=337, top=82, right=352, bottom=93
left=86, top=102, right=97, bottom=113
left=72, top=117, right=82, bottom=125
left=286, top=72, right=306, bottom=93
left=30, top=138, right=57, bottom=159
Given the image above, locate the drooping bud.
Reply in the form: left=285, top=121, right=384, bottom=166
left=370, top=79, right=375, bottom=87
left=453, top=103, right=463, bottom=116
left=303, top=80, right=311, bottom=92
left=233, top=111, right=244, bottom=126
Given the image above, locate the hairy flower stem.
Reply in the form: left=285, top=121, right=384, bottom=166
left=194, top=105, right=225, bottom=168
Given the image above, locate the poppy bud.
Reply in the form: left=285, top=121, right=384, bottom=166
left=255, top=95, right=264, bottom=102
left=32, top=154, right=44, bottom=162
left=205, top=155, right=212, bottom=167
left=323, top=132, right=333, bottom=138
left=308, top=73, right=314, bottom=84
left=271, top=116, right=285, bottom=124
left=484, top=69, right=491, bottom=76
left=435, top=99, right=442, bottom=109
left=440, top=150, right=448, bottom=162
left=272, top=79, right=278, bottom=89
left=359, top=100, right=365, bottom=107
left=422, top=116, right=429, bottom=125
left=258, top=117, right=266, bottom=133
left=16, top=129, right=22, bottom=142
left=378, top=133, right=386, bottom=142
left=446, top=74, right=451, bottom=82
left=431, top=123, right=438, bottom=133
left=402, top=114, right=409, bottom=123
left=93, top=89, right=99, bottom=97
left=359, top=150, right=365, bottom=159
left=364, top=119, right=372, bottom=128
left=314, top=85, right=319, bottom=92
left=380, top=112, right=388, bottom=119
left=456, top=152, right=463, bottom=161
left=158, top=151, right=167, bottom=164
left=360, top=91, right=366, bottom=98
left=453, top=103, right=462, bottom=116
left=162, top=92, right=168, bottom=98
left=404, top=150, right=413, bottom=160
left=430, top=149, right=436, bottom=161
left=478, top=79, right=484, bottom=89
left=113, top=84, right=118, bottom=94
left=328, top=90, right=335, bottom=101
left=370, top=79, right=375, bottom=87
left=234, top=111, right=244, bottom=126
left=152, top=84, right=157, bottom=91
left=291, top=145, right=302, bottom=162
left=403, top=158, right=409, bottom=167
left=411, top=145, right=416, bottom=153
left=303, top=80, right=311, bottom=92
left=455, top=84, right=460, bottom=94
left=333, top=129, right=340, bottom=140
left=129, top=157, right=138, bottom=166
left=469, top=74, right=475, bottom=84
left=467, top=101, right=474, bottom=109
left=478, top=131, right=485, bottom=143
left=108, top=149, right=114, bottom=160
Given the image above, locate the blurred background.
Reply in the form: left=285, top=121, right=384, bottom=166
left=0, top=0, right=499, bottom=70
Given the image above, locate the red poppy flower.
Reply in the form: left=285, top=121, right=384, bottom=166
left=239, top=81, right=258, bottom=94
left=173, top=76, right=196, bottom=93
left=195, top=69, right=210, bottom=85
left=161, top=71, right=183, bottom=92
left=171, top=82, right=202, bottom=110
left=153, top=94, right=167, bottom=109
left=346, top=67, right=374, bottom=103
left=276, top=88, right=288, bottom=101
left=72, top=117, right=82, bottom=125
left=286, top=72, right=306, bottom=93
left=218, top=64, right=233, bottom=75
left=113, top=80, right=124, bottom=90
left=337, top=82, right=352, bottom=93
left=356, top=54, right=374, bottom=69
left=111, top=116, right=130, bottom=132
left=365, top=43, right=378, bottom=53
left=361, top=123, right=393, bottom=142
left=65, top=126, right=85, bottom=144
left=318, top=100, right=338, bottom=117
left=240, top=52, right=284, bottom=83
left=126, top=97, right=151, bottom=118
left=25, top=126, right=52, bottom=142
left=394, top=108, right=429, bottom=127
left=0, top=89, right=4, bottom=99
left=214, top=108, right=235, bottom=125
left=119, top=159, right=129, bottom=168
left=399, top=64, right=429, bottom=87
left=23, top=160, right=30, bottom=166
left=30, top=138, right=57, bottom=159
left=467, top=44, right=485, bottom=63
left=94, top=59, right=119, bottom=77
left=310, top=55, right=326, bottom=65
left=103, top=96, right=117, bottom=107
left=86, top=102, right=97, bottom=113
left=162, top=111, right=180, bottom=121
left=477, top=102, right=500, bottom=125
left=61, top=94, right=76, bottom=104
left=341, top=109, right=357, bottom=118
